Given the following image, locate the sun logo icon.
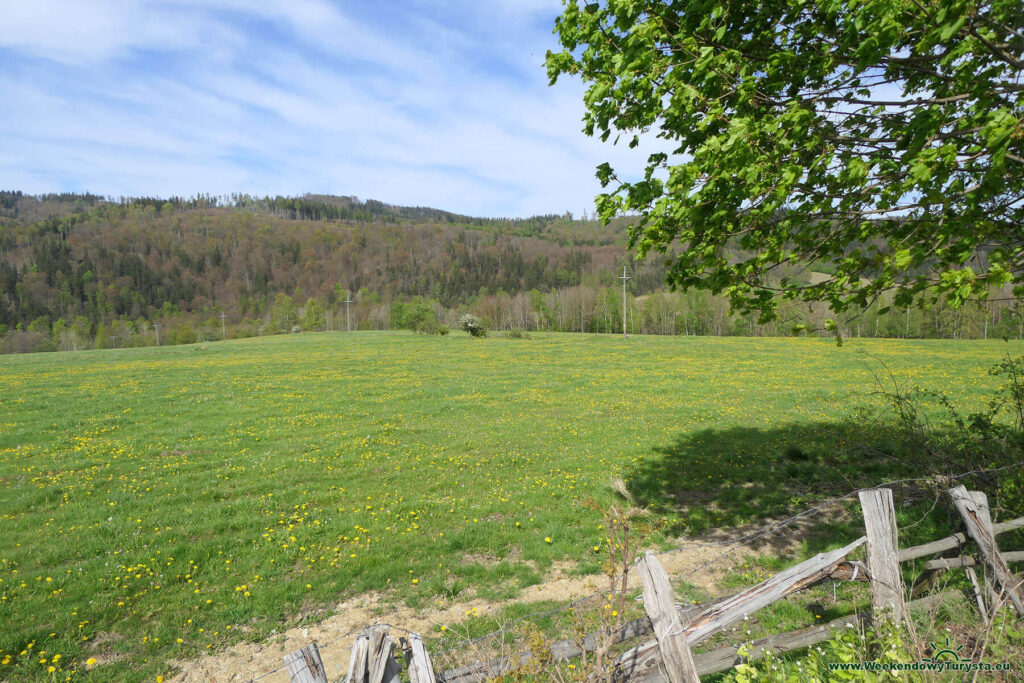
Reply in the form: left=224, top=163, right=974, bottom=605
left=923, top=636, right=969, bottom=663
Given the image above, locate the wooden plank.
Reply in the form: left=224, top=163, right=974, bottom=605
left=682, top=536, right=865, bottom=645
left=924, top=551, right=1024, bottom=570
left=407, top=633, right=437, bottom=683
left=346, top=634, right=370, bottom=683
left=367, top=626, right=386, bottom=671
left=636, top=551, right=700, bottom=683
left=897, top=516, right=1024, bottom=562
left=859, top=488, right=906, bottom=624
left=965, top=565, right=989, bottom=623
left=283, top=643, right=328, bottom=683
left=910, top=545, right=962, bottom=599
left=368, top=629, right=401, bottom=683
left=614, top=538, right=864, bottom=681
left=949, top=486, right=1024, bottom=616
left=627, top=589, right=965, bottom=681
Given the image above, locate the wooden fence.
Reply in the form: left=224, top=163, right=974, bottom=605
left=280, top=484, right=1024, bottom=683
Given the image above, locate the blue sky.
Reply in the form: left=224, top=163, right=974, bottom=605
left=0, top=0, right=653, bottom=217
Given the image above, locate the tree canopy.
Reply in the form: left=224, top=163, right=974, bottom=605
left=546, top=0, right=1024, bottom=322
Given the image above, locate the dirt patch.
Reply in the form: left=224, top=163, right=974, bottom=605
left=87, top=631, right=124, bottom=652
left=460, top=553, right=500, bottom=568
left=85, top=631, right=126, bottom=667
left=158, top=450, right=195, bottom=458
left=167, top=523, right=815, bottom=683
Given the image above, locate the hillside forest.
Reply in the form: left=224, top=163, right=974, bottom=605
left=1, top=190, right=1020, bottom=353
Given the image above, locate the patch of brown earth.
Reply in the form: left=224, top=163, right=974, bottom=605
left=86, top=631, right=126, bottom=667
left=167, top=521, right=811, bottom=683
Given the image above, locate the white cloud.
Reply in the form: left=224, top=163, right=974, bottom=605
left=0, top=0, right=659, bottom=217
left=0, top=0, right=217, bottom=63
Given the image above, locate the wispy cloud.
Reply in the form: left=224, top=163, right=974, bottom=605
left=0, top=0, right=652, bottom=217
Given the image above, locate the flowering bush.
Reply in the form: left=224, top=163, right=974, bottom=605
left=458, top=313, right=486, bottom=337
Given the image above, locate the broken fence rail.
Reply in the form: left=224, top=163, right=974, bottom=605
left=282, top=489, right=1023, bottom=683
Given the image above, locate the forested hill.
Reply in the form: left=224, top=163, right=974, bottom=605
left=0, top=191, right=1016, bottom=353
left=0, top=191, right=662, bottom=337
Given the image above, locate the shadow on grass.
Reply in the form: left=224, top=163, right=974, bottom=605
left=626, top=419, right=1024, bottom=554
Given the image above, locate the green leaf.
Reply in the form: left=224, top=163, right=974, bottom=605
left=893, top=249, right=912, bottom=270
left=938, top=15, right=966, bottom=41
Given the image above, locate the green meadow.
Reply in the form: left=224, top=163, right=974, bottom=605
left=1, top=332, right=1021, bottom=680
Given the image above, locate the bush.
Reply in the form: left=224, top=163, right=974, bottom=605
left=169, top=324, right=196, bottom=345
left=416, top=318, right=449, bottom=335
left=391, top=299, right=436, bottom=331
left=864, top=354, right=1024, bottom=511
left=197, top=328, right=219, bottom=343
left=723, top=620, right=917, bottom=682
left=458, top=313, right=487, bottom=337
left=503, top=328, right=529, bottom=339
left=1, top=331, right=52, bottom=354
left=33, top=336, right=58, bottom=352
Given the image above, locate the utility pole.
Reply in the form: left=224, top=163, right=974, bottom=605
left=219, top=312, right=227, bottom=340
left=620, top=266, right=631, bottom=339
left=344, top=295, right=353, bottom=333
left=153, top=323, right=161, bottom=347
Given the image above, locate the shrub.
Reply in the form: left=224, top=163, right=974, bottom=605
left=503, top=328, right=528, bottom=339
left=723, top=620, right=918, bottom=682
left=416, top=318, right=449, bottom=335
left=391, top=299, right=435, bottom=331
left=169, top=324, right=196, bottom=345
left=1, top=331, right=51, bottom=354
left=458, top=313, right=487, bottom=337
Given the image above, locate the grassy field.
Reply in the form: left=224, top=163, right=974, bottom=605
left=1, top=331, right=1021, bottom=680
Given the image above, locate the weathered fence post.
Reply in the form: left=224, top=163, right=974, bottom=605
left=283, top=642, right=328, bottom=683
left=346, top=633, right=370, bottom=683
left=407, top=633, right=437, bottom=683
left=858, top=488, right=907, bottom=625
left=367, top=625, right=402, bottom=683
left=949, top=486, right=1024, bottom=617
left=636, top=551, right=700, bottom=683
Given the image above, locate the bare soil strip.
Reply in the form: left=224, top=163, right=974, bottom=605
left=169, top=525, right=802, bottom=683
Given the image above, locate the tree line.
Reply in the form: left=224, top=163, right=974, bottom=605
left=1, top=192, right=1020, bottom=354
